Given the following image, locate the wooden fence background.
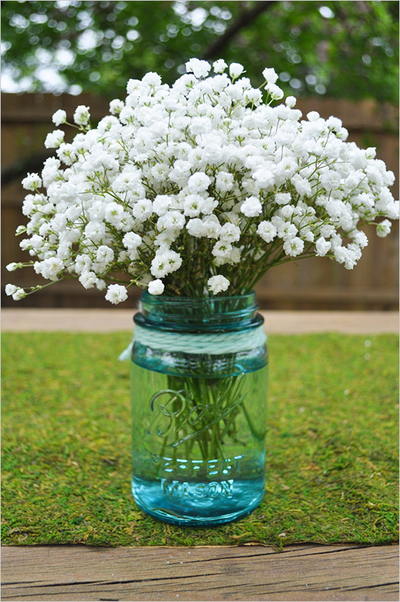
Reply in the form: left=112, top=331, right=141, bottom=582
left=2, top=93, right=398, bottom=310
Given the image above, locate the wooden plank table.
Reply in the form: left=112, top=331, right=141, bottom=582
left=2, top=544, right=399, bottom=601
left=2, top=309, right=399, bottom=602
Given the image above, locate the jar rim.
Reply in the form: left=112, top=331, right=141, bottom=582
left=136, top=290, right=261, bottom=332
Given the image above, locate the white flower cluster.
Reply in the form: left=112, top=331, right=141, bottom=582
left=6, top=58, right=398, bottom=303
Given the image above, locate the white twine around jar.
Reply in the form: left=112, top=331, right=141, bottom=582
left=119, top=324, right=267, bottom=360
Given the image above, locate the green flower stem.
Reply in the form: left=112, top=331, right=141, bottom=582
left=162, top=367, right=250, bottom=469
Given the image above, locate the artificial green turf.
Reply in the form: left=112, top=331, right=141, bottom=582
left=1, top=331, right=398, bottom=547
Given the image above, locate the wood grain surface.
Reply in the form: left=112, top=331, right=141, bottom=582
left=2, top=544, right=398, bottom=601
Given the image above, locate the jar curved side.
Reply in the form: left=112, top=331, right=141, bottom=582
left=130, top=293, right=269, bottom=525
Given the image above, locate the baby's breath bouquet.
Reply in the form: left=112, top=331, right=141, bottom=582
left=7, top=58, right=399, bottom=524
left=5, top=58, right=398, bottom=303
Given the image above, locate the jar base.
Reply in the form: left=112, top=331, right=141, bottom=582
left=131, top=477, right=265, bottom=526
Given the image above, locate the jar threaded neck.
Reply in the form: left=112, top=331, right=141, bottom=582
left=136, top=292, right=262, bottom=333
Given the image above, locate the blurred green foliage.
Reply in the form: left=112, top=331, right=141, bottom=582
left=1, top=1, right=399, bottom=102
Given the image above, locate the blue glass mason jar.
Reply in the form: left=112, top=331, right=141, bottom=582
left=130, top=292, right=268, bottom=526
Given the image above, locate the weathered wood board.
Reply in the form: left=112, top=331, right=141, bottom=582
left=2, top=544, right=398, bottom=601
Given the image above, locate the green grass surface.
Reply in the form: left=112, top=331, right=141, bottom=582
left=2, top=332, right=398, bottom=547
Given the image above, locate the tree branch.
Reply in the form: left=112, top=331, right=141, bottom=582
left=202, top=1, right=276, bottom=61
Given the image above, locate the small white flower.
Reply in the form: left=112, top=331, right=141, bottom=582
left=202, top=215, right=222, bottom=239
left=109, top=99, right=124, bottom=115
left=183, top=194, right=203, bottom=217
left=187, top=172, right=211, bottom=193
left=315, top=237, right=331, bottom=257
left=132, top=198, right=153, bottom=221
left=189, top=116, right=213, bottom=136
left=148, top=279, right=165, bottom=295
left=185, top=58, right=211, bottom=79
left=275, top=193, right=291, bottom=206
left=6, top=262, right=21, bottom=272
left=5, top=284, right=18, bottom=296
left=333, top=246, right=347, bottom=264
left=153, top=195, right=173, bottom=217
left=5, top=284, right=26, bottom=300
left=207, top=275, right=230, bottom=294
left=352, top=231, right=368, bottom=249
left=186, top=218, right=206, bottom=238
left=22, top=173, right=42, bottom=191
left=253, top=168, right=275, bottom=189
left=262, top=67, right=278, bottom=83
left=229, top=63, right=244, bottom=80
left=123, top=232, right=142, bottom=250
left=151, top=249, right=182, bottom=278
left=376, top=219, right=391, bottom=238
left=257, top=221, right=277, bottom=243
left=212, top=240, right=233, bottom=259
left=285, top=96, right=296, bottom=108
left=307, top=111, right=320, bottom=121
left=245, top=88, right=262, bottom=105
left=215, top=171, right=234, bottom=193
left=57, top=143, right=77, bottom=166
left=241, top=196, right=262, bottom=217
left=73, top=105, right=90, bottom=126
left=96, top=245, right=114, bottom=265
left=280, top=205, right=294, bottom=219
left=52, top=109, right=67, bottom=126
left=326, top=116, right=342, bottom=131
left=105, top=284, right=128, bottom=304
left=265, top=82, right=284, bottom=100
left=320, top=170, right=341, bottom=191
left=79, top=271, right=98, bottom=289
left=292, top=175, right=312, bottom=198
left=219, top=223, right=240, bottom=243
left=304, top=230, right=315, bottom=243
left=44, top=130, right=65, bottom=149
left=142, top=72, right=162, bottom=86
left=213, top=59, right=228, bottom=73
left=283, top=236, right=304, bottom=257
left=12, top=288, right=26, bottom=300
left=33, top=256, right=62, bottom=279
left=278, top=222, right=298, bottom=241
